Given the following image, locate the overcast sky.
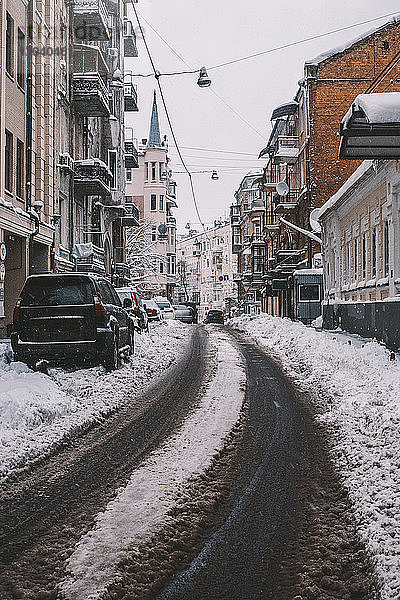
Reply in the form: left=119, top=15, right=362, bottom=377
left=125, top=1, right=400, bottom=234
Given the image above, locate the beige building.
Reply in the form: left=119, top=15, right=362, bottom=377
left=126, top=92, right=177, bottom=299
left=176, top=221, right=236, bottom=320
left=0, top=0, right=135, bottom=336
left=319, top=159, right=400, bottom=348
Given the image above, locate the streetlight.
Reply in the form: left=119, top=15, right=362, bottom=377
left=197, top=67, right=211, bottom=88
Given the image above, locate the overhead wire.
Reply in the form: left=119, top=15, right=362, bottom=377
left=131, top=1, right=208, bottom=232
left=136, top=8, right=266, bottom=140
left=128, top=11, right=400, bottom=77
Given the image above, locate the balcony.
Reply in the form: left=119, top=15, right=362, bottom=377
left=115, top=262, right=131, bottom=281
left=273, top=136, right=299, bottom=164
left=124, top=140, right=139, bottom=168
left=233, top=273, right=242, bottom=282
left=123, top=20, right=138, bottom=57
left=124, top=75, right=138, bottom=112
left=230, top=204, right=241, bottom=224
left=74, top=158, right=112, bottom=197
left=263, top=167, right=283, bottom=190
left=274, top=189, right=300, bottom=214
left=73, top=0, right=110, bottom=41
left=74, top=242, right=105, bottom=275
left=72, top=46, right=110, bottom=117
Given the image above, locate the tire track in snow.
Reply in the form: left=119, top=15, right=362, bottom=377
left=60, top=331, right=246, bottom=600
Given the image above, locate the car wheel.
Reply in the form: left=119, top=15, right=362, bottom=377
left=104, top=333, right=119, bottom=371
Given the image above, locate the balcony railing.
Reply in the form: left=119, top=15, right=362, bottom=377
left=74, top=158, right=112, bottom=197
left=72, top=46, right=109, bottom=117
left=124, top=76, right=139, bottom=112
left=73, top=0, right=110, bottom=41
left=274, top=189, right=300, bottom=214
left=124, top=140, right=139, bottom=168
left=273, top=136, right=299, bottom=164
left=74, top=242, right=105, bottom=274
left=123, top=20, right=138, bottom=57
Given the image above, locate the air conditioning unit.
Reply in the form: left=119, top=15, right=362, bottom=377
left=58, top=152, right=74, bottom=172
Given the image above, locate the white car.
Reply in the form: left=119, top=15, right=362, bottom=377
left=153, top=296, right=175, bottom=320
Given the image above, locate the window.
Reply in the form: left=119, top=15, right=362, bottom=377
left=372, top=228, right=377, bottom=277
left=6, top=13, right=14, bottom=77
left=151, top=162, right=156, bottom=181
left=354, top=238, right=358, bottom=278
left=16, top=139, right=24, bottom=199
left=383, top=220, right=389, bottom=277
left=159, top=194, right=164, bottom=211
left=362, top=233, right=366, bottom=280
left=150, top=194, right=156, bottom=211
left=160, top=261, right=164, bottom=273
left=145, top=162, right=149, bottom=181
left=151, top=226, right=156, bottom=241
left=108, top=151, right=117, bottom=189
left=126, top=167, right=132, bottom=182
left=346, top=241, right=351, bottom=281
left=299, top=284, right=320, bottom=301
left=5, top=130, right=13, bottom=193
left=17, top=29, right=25, bottom=88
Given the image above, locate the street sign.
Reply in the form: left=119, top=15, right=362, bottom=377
left=0, top=263, right=5, bottom=281
left=0, top=243, right=6, bottom=262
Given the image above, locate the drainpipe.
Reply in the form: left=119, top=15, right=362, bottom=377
left=26, top=0, right=36, bottom=274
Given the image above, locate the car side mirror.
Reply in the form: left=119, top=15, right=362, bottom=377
left=123, top=297, right=133, bottom=308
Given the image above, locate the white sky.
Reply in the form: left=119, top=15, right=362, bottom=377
left=125, top=1, right=400, bottom=233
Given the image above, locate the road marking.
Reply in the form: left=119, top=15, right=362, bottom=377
left=273, top=399, right=281, bottom=409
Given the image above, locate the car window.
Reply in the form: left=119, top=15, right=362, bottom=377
left=156, top=301, right=171, bottom=309
left=96, top=280, right=114, bottom=305
left=109, top=284, right=122, bottom=306
left=116, top=290, right=130, bottom=302
left=20, top=276, right=93, bottom=306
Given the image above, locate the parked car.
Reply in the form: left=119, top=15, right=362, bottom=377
left=204, top=309, right=224, bottom=324
left=116, top=287, right=149, bottom=333
left=11, top=273, right=133, bottom=370
left=144, top=299, right=163, bottom=321
left=181, top=301, right=198, bottom=323
left=173, top=305, right=194, bottom=324
left=153, top=296, right=175, bottom=319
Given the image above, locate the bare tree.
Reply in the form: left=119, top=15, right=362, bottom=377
left=125, top=219, right=167, bottom=294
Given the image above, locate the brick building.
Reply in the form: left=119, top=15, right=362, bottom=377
left=231, top=16, right=400, bottom=319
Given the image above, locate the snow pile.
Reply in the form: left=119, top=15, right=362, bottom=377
left=230, top=314, right=400, bottom=600
left=61, top=331, right=246, bottom=600
left=0, top=321, right=189, bottom=481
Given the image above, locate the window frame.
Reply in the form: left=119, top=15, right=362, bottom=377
left=6, top=13, right=14, bottom=78
left=150, top=194, right=157, bottom=211
left=17, top=28, right=25, bottom=89
left=5, top=130, right=13, bottom=194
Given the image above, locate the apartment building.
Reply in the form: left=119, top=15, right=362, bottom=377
left=176, top=222, right=235, bottom=320
left=231, top=16, right=400, bottom=320
left=0, top=0, right=137, bottom=336
left=126, top=92, right=177, bottom=299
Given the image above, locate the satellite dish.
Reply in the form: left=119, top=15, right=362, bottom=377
left=276, top=181, right=289, bottom=196
left=310, top=208, right=322, bottom=233
left=158, top=223, right=167, bottom=235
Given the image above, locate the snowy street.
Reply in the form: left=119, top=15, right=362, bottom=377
left=0, top=319, right=398, bottom=599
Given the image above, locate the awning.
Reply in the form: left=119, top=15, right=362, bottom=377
left=339, top=92, right=400, bottom=159
left=271, top=101, right=298, bottom=121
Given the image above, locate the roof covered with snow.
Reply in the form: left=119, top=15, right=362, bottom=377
left=342, top=92, right=400, bottom=128
left=318, top=160, right=374, bottom=219
left=305, top=14, right=400, bottom=66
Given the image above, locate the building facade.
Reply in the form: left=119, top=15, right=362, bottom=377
left=176, top=222, right=235, bottom=320
left=126, top=92, right=177, bottom=299
left=231, top=16, right=400, bottom=320
left=319, top=159, right=400, bottom=350
left=0, top=0, right=137, bottom=336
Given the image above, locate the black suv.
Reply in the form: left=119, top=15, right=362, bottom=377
left=11, top=273, right=133, bottom=370
left=204, top=309, right=224, bottom=324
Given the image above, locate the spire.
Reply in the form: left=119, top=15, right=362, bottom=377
left=147, top=90, right=162, bottom=148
